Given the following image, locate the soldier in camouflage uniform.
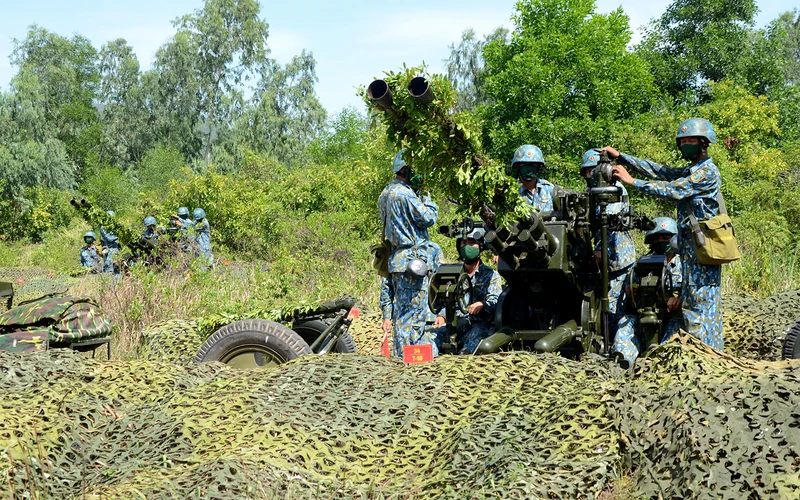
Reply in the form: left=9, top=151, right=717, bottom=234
left=177, top=207, right=194, bottom=233
left=378, top=149, right=439, bottom=358
left=613, top=217, right=683, bottom=364
left=192, top=208, right=214, bottom=268
left=432, top=227, right=503, bottom=354
left=581, top=149, right=636, bottom=336
left=510, top=145, right=556, bottom=212
left=100, top=210, right=121, bottom=274
left=80, top=231, right=101, bottom=271
left=605, top=118, right=724, bottom=350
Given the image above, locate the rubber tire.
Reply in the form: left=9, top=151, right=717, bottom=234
left=194, top=319, right=312, bottom=366
left=782, top=317, right=800, bottom=360
left=292, top=318, right=358, bottom=354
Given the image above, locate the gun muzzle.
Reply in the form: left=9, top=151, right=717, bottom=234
left=525, top=212, right=558, bottom=257
left=408, top=76, right=434, bottom=104
left=534, top=320, right=578, bottom=353
left=367, top=80, right=393, bottom=110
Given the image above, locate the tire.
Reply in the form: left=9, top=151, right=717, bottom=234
left=782, top=317, right=800, bottom=360
left=194, top=319, right=312, bottom=369
left=292, top=318, right=358, bottom=354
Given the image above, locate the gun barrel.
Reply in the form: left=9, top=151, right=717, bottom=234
left=534, top=320, right=578, bottom=353
left=367, top=80, right=393, bottom=110
left=525, top=212, right=558, bottom=257
left=408, top=76, right=434, bottom=104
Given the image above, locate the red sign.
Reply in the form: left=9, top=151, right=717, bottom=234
left=403, top=344, right=433, bottom=363
left=381, top=332, right=391, bottom=358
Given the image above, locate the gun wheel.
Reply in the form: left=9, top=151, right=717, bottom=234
left=194, top=319, right=312, bottom=369
left=292, top=318, right=358, bottom=354
left=782, top=317, right=800, bottom=360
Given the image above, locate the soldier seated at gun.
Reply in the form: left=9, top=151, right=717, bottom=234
left=432, top=226, right=502, bottom=355
left=612, top=217, right=683, bottom=367
left=79, top=231, right=102, bottom=273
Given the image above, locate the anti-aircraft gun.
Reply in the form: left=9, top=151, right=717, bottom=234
left=429, top=152, right=655, bottom=358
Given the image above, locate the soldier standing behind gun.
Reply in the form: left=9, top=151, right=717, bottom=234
left=581, top=150, right=636, bottom=336
left=80, top=231, right=101, bottom=271
left=192, top=208, right=214, bottom=268
left=613, top=217, right=683, bottom=365
left=510, top=144, right=556, bottom=211
left=603, top=117, right=724, bottom=350
left=176, top=207, right=194, bottom=232
left=100, top=210, right=121, bottom=274
left=378, top=149, right=439, bottom=357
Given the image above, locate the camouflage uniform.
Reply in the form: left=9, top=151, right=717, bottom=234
left=518, top=180, right=555, bottom=212
left=99, top=227, right=121, bottom=274
left=433, top=261, right=503, bottom=354
left=178, top=217, right=194, bottom=233
left=618, top=154, right=723, bottom=350
left=80, top=245, right=100, bottom=269
left=594, top=184, right=636, bottom=335
left=194, top=219, right=214, bottom=267
left=378, top=177, right=439, bottom=358
left=614, top=254, right=683, bottom=363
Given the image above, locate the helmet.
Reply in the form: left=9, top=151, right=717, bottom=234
left=644, top=217, right=678, bottom=244
left=457, top=226, right=486, bottom=249
left=580, top=149, right=600, bottom=170
left=83, top=231, right=97, bottom=242
left=392, top=149, right=409, bottom=174
left=144, top=216, right=157, bottom=227
left=106, top=210, right=115, bottom=217
left=193, top=208, right=206, bottom=221
left=511, top=145, right=545, bottom=167
left=676, top=118, right=717, bottom=146
left=178, top=207, right=190, bottom=217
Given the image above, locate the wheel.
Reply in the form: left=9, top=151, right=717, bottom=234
left=292, top=318, right=358, bottom=354
left=782, top=317, right=800, bottom=360
left=193, top=319, right=312, bottom=369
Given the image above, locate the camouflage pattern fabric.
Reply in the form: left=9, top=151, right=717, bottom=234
left=100, top=226, right=122, bottom=274
left=378, top=177, right=438, bottom=273
left=619, top=154, right=723, bottom=349
left=593, top=184, right=636, bottom=272
left=193, top=219, right=214, bottom=267
left=518, top=178, right=555, bottom=212
left=0, top=296, right=112, bottom=347
left=723, top=289, right=800, bottom=360
left=80, top=245, right=101, bottom=269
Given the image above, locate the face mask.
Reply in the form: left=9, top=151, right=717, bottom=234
left=84, top=238, right=93, bottom=245
left=651, top=241, right=671, bottom=255
left=410, top=173, right=424, bottom=191
left=518, top=164, right=539, bottom=181
left=679, top=143, right=702, bottom=161
left=460, top=245, right=481, bottom=263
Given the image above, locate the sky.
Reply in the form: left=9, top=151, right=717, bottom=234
left=0, top=0, right=796, bottom=115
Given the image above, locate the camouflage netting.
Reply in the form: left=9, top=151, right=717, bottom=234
left=1, top=338, right=798, bottom=499
left=141, top=318, right=204, bottom=363
left=0, top=267, right=94, bottom=311
left=723, top=290, right=800, bottom=360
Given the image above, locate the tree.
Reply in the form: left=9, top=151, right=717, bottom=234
left=637, top=0, right=783, bottom=102
left=478, top=0, right=659, bottom=168
left=10, top=25, right=100, bottom=175
left=773, top=9, right=800, bottom=86
left=174, top=0, right=270, bottom=166
left=444, top=27, right=508, bottom=112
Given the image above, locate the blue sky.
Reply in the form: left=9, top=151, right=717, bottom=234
left=0, top=0, right=795, bottom=114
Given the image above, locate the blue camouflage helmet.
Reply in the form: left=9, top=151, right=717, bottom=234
left=193, top=208, right=206, bottom=221
left=580, top=149, right=600, bottom=171
left=83, top=231, right=97, bottom=241
left=511, top=145, right=545, bottom=167
left=178, top=207, right=190, bottom=217
left=676, top=118, right=717, bottom=145
left=644, top=217, right=678, bottom=244
left=106, top=210, right=115, bottom=217
left=392, top=149, right=409, bottom=174
left=457, top=226, right=486, bottom=250
left=143, top=216, right=157, bottom=227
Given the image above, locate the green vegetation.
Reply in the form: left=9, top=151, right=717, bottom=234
left=0, top=0, right=799, bottom=354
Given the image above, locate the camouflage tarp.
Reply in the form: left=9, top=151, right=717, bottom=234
left=0, top=297, right=112, bottom=352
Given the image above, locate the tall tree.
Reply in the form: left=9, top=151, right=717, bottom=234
left=479, top=0, right=659, bottom=164
left=773, top=9, right=800, bottom=85
left=10, top=25, right=100, bottom=175
left=444, top=27, right=508, bottom=112
left=175, top=0, right=270, bottom=166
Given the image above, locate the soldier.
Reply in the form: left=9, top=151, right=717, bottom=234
left=604, top=117, right=724, bottom=350
left=177, top=207, right=194, bottom=232
left=581, top=149, right=636, bottom=336
left=192, top=208, right=214, bottom=268
left=432, top=227, right=503, bottom=354
left=510, top=144, right=556, bottom=212
left=378, top=149, right=439, bottom=358
left=100, top=210, right=121, bottom=274
left=613, top=217, right=683, bottom=365
left=142, top=216, right=159, bottom=240
left=80, top=231, right=101, bottom=271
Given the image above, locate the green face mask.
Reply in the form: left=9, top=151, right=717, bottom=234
left=518, top=164, right=540, bottom=181
left=410, top=173, right=424, bottom=191
left=459, top=245, right=481, bottom=263
left=651, top=241, right=671, bottom=255
left=679, top=143, right=702, bottom=161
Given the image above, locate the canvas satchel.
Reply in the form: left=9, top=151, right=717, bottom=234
left=688, top=193, right=741, bottom=265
